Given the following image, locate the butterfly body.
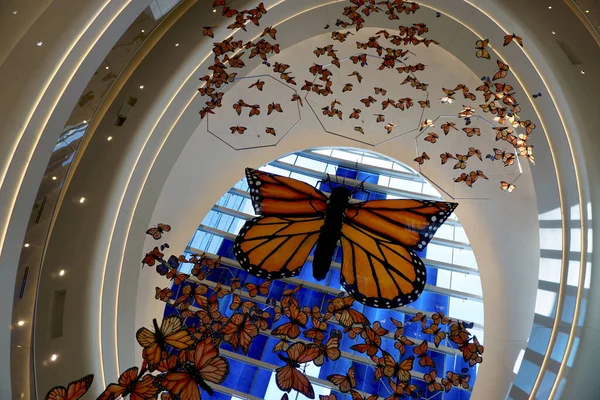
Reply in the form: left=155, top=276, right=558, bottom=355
left=313, top=186, right=350, bottom=280
left=183, top=359, right=215, bottom=395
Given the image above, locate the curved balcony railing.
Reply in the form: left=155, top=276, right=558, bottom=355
left=9, top=2, right=185, bottom=399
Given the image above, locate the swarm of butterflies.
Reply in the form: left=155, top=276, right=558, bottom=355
left=46, top=221, right=484, bottom=400
left=196, top=0, right=536, bottom=194
left=412, top=32, right=535, bottom=192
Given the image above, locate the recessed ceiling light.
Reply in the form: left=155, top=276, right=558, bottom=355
left=12, top=10, right=18, bottom=15
left=586, top=9, right=590, bottom=13
left=82, top=120, right=87, bottom=124
left=548, top=6, right=552, bottom=9
left=50, top=354, right=58, bottom=362
left=141, top=29, right=145, bottom=33
left=37, top=41, right=43, bottom=47
left=552, top=31, right=556, bottom=35
left=213, top=9, right=217, bottom=13
left=79, top=197, right=86, bottom=204
left=52, top=176, right=57, bottom=180
left=24, top=243, right=29, bottom=248
left=581, top=70, right=586, bottom=75
left=107, top=136, right=113, bottom=141
left=105, top=66, right=109, bottom=69
left=175, top=43, right=180, bottom=47
left=17, top=320, right=25, bottom=326
left=139, top=85, right=144, bottom=89
left=59, top=269, right=65, bottom=276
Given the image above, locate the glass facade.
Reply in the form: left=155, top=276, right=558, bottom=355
left=163, top=148, right=484, bottom=399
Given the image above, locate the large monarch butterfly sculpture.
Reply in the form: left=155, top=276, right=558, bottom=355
left=234, top=168, right=457, bottom=308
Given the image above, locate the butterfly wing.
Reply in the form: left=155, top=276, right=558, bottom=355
left=45, top=375, right=94, bottom=400
left=233, top=169, right=327, bottom=279
left=276, top=365, right=315, bottom=398
left=196, top=338, right=230, bottom=384
left=97, top=367, right=138, bottom=400
left=339, top=200, right=457, bottom=307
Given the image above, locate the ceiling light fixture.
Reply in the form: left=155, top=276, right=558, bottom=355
left=105, top=66, right=109, bottom=70
left=141, top=29, right=145, bottom=33
left=213, top=9, right=217, bottom=13
left=79, top=197, right=86, bottom=204
left=82, top=120, right=87, bottom=124
left=139, top=85, right=144, bottom=89
left=17, top=320, right=25, bottom=326
left=24, top=243, right=29, bottom=248
left=581, top=70, right=586, bottom=75
left=50, top=354, right=58, bottom=362
left=107, top=136, right=113, bottom=141
left=552, top=31, right=556, bottom=35
left=59, top=269, right=65, bottom=276
left=548, top=6, right=552, bottom=9
left=175, top=43, right=180, bottom=47
left=36, top=41, right=43, bottom=47
left=12, top=10, right=18, bottom=15
left=586, top=9, right=590, bottom=13
left=52, top=176, right=57, bottom=180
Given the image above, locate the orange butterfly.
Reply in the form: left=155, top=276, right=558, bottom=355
left=160, top=337, right=229, bottom=398
left=501, top=181, right=516, bottom=192
left=229, top=294, right=256, bottom=314
left=349, top=108, right=361, bottom=119
left=424, top=370, right=443, bottom=393
left=326, top=296, right=369, bottom=328
left=248, top=79, right=265, bottom=91
left=374, top=87, right=387, bottom=95
left=268, top=103, right=283, bottom=115
left=419, top=100, right=430, bottom=108
left=97, top=366, right=157, bottom=400
left=313, top=332, right=342, bottom=366
left=441, top=122, right=457, bottom=135
left=374, top=114, right=385, bottom=123
left=414, top=340, right=436, bottom=368
left=222, top=313, right=259, bottom=354
left=230, top=126, right=247, bottom=134
left=424, top=132, right=439, bottom=143
left=350, top=327, right=381, bottom=357
left=475, top=39, right=490, bottom=59
left=245, top=280, right=272, bottom=297
left=155, top=287, right=172, bottom=302
left=45, top=374, right=94, bottom=400
left=213, top=282, right=231, bottom=298
left=395, top=335, right=416, bottom=356
left=275, top=342, right=320, bottom=398
left=361, top=96, right=377, bottom=107
left=348, top=71, right=363, bottom=82
left=248, top=104, right=261, bottom=117
left=146, top=223, right=171, bottom=240
left=384, top=123, right=396, bottom=134
left=354, top=126, right=365, bottom=135
left=493, top=60, right=510, bottom=81
left=440, top=152, right=456, bottom=165
left=382, top=351, right=414, bottom=381
left=271, top=304, right=307, bottom=339
left=261, top=26, right=277, bottom=39
left=266, top=127, right=277, bottom=136
left=166, top=269, right=189, bottom=285
left=422, top=322, right=447, bottom=347
left=467, top=147, right=482, bottom=161
left=327, top=366, right=356, bottom=393
left=504, top=33, right=523, bottom=47
left=463, top=127, right=481, bottom=137
left=233, top=168, right=456, bottom=308
left=142, top=247, right=163, bottom=267
left=454, top=154, right=468, bottom=170
left=414, top=152, right=430, bottom=165
left=202, top=26, right=217, bottom=38
left=136, top=316, right=194, bottom=367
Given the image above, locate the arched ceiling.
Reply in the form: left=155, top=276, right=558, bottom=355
left=2, top=1, right=599, bottom=399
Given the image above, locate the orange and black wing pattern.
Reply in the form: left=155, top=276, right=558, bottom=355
left=340, top=200, right=457, bottom=307
left=234, top=168, right=328, bottom=279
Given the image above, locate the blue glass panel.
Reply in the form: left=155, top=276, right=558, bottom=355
left=250, top=369, right=272, bottom=398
